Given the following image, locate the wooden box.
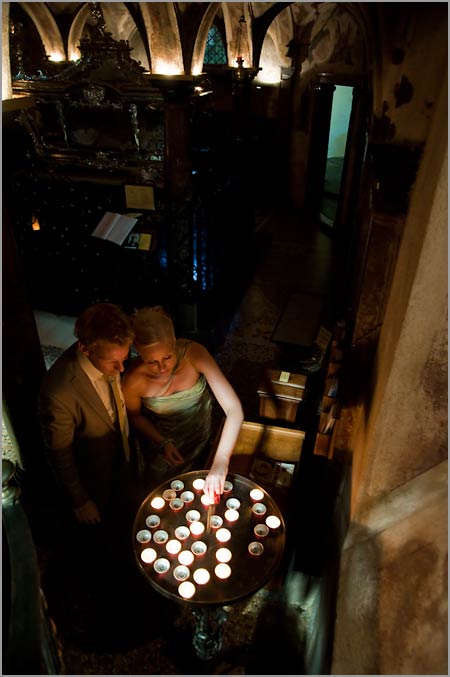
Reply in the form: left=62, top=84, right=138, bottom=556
left=228, top=420, right=305, bottom=481
left=257, top=370, right=307, bottom=423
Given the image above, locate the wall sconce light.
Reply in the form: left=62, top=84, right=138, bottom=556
left=31, top=214, right=41, bottom=231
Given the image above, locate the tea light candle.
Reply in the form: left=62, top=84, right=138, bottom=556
left=189, top=520, right=205, bottom=536
left=153, top=529, right=169, bottom=544
left=223, top=481, right=233, bottom=493
left=140, top=547, right=157, bottom=564
left=254, top=523, right=269, bottom=538
left=248, top=541, right=264, bottom=556
left=266, top=515, right=281, bottom=529
left=216, top=528, right=231, bottom=543
left=191, top=541, right=207, bottom=556
left=153, top=557, right=170, bottom=574
left=201, top=493, right=214, bottom=507
left=216, top=547, right=232, bottom=563
left=178, top=550, right=194, bottom=566
left=192, top=478, right=205, bottom=491
left=171, top=479, right=184, bottom=491
left=136, top=529, right=152, bottom=543
left=166, top=539, right=182, bottom=555
left=186, top=509, right=201, bottom=522
left=162, top=489, right=177, bottom=500
left=180, top=491, right=194, bottom=503
left=215, top=563, right=231, bottom=579
left=145, top=514, right=160, bottom=529
left=193, top=568, right=210, bottom=585
left=150, top=496, right=165, bottom=510
left=224, top=508, right=239, bottom=522
left=226, top=498, right=240, bottom=510
left=169, top=498, right=184, bottom=511
left=252, top=502, right=267, bottom=516
left=210, top=514, right=223, bottom=529
left=174, top=526, right=190, bottom=541
left=249, top=488, right=264, bottom=502
left=178, top=581, right=196, bottom=599
left=173, top=565, right=190, bottom=581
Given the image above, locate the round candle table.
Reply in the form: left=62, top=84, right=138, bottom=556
left=133, top=470, right=286, bottom=659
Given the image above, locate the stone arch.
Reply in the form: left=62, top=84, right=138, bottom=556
left=67, top=3, right=90, bottom=62
left=19, top=1, right=65, bottom=61
left=140, top=1, right=183, bottom=74
left=191, top=3, right=222, bottom=75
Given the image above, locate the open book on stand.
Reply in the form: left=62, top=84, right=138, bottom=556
left=91, top=212, right=140, bottom=246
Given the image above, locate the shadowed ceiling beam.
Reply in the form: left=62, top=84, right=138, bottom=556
left=140, top=1, right=184, bottom=74
left=19, top=1, right=65, bottom=61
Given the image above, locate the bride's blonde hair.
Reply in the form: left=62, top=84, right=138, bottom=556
left=132, top=306, right=176, bottom=347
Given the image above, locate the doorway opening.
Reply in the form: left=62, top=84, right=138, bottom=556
left=319, top=85, right=353, bottom=229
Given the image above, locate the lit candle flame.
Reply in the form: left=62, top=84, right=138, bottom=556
left=178, top=581, right=196, bottom=598
left=193, top=568, right=210, bottom=584
left=250, top=488, right=264, bottom=501
left=150, top=496, right=165, bottom=510
left=266, top=515, right=281, bottom=529
left=215, top=563, right=231, bottom=579
left=216, top=547, right=232, bottom=563
left=166, top=539, right=182, bottom=555
left=193, top=478, right=205, bottom=491
left=178, top=550, right=194, bottom=566
left=216, top=528, right=231, bottom=543
left=189, top=521, right=205, bottom=536
left=140, top=547, right=157, bottom=563
left=224, top=508, right=239, bottom=522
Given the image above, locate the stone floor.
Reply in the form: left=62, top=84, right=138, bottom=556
left=4, top=203, right=338, bottom=674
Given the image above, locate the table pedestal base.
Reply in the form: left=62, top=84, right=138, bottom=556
left=192, top=606, right=229, bottom=660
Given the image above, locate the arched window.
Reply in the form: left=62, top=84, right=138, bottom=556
left=203, top=24, right=227, bottom=65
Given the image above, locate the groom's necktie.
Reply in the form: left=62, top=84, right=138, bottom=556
left=109, top=377, right=130, bottom=462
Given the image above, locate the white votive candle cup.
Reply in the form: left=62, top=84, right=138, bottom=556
left=162, top=489, right=177, bottom=500
left=201, top=493, right=214, bottom=507
left=145, top=514, right=161, bottom=529
left=153, top=557, right=170, bottom=574
left=216, top=528, right=231, bottom=543
left=193, top=568, right=210, bottom=585
left=166, top=539, right=182, bottom=555
left=150, top=496, right=165, bottom=510
left=171, top=479, right=184, bottom=491
left=215, top=547, right=232, bottom=563
left=224, top=508, right=239, bottom=522
left=214, top=563, right=231, bottom=579
left=226, top=498, right=240, bottom=510
left=252, top=502, right=267, bottom=516
left=178, top=581, right=196, bottom=599
left=248, top=541, right=264, bottom=556
left=265, top=515, right=281, bottom=529
left=189, top=521, right=205, bottom=536
left=136, top=529, right=152, bottom=543
left=140, top=547, right=157, bottom=564
left=191, top=541, right=207, bottom=556
left=249, top=488, right=264, bottom=502
left=173, top=565, right=190, bottom=582
left=174, top=525, right=190, bottom=541
left=178, top=550, right=195, bottom=566
left=192, top=478, right=205, bottom=491
left=223, top=481, right=233, bottom=493
left=186, top=509, right=201, bottom=522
